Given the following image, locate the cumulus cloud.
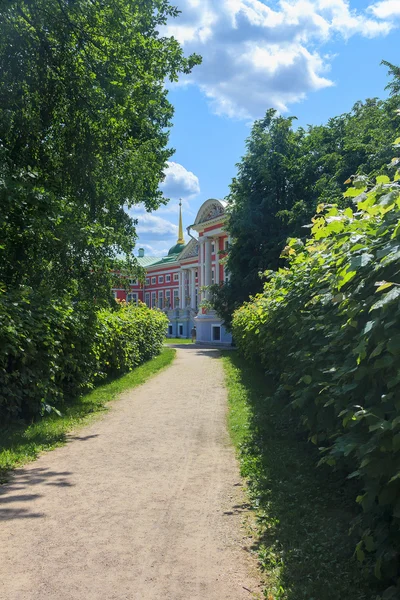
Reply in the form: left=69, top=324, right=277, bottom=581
left=160, top=161, right=200, bottom=200
left=164, top=0, right=397, bottom=118
left=369, top=0, right=400, bottom=19
left=130, top=205, right=179, bottom=239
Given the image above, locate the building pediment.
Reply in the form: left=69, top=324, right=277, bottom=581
left=178, top=238, right=198, bottom=260
left=193, top=198, right=227, bottom=227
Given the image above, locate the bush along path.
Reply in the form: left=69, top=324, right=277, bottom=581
left=0, top=347, right=261, bottom=600
left=231, top=130, right=400, bottom=597
left=222, top=352, right=380, bottom=600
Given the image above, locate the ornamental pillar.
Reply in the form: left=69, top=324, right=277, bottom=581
left=204, top=238, right=212, bottom=299
left=214, top=236, right=220, bottom=285
left=190, top=267, right=196, bottom=309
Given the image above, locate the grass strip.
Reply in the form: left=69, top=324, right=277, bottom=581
left=0, top=348, right=175, bottom=482
left=221, top=351, right=379, bottom=600
left=164, top=337, right=193, bottom=345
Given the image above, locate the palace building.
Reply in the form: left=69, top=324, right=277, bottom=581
left=113, top=198, right=232, bottom=345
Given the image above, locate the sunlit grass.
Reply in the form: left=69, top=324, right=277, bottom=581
left=222, top=351, right=379, bottom=600
left=164, top=337, right=194, bottom=344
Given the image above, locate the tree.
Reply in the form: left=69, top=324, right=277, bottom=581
left=0, top=0, right=201, bottom=303
left=213, top=69, right=400, bottom=328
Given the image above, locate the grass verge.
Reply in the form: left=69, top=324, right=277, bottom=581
left=0, top=348, right=176, bottom=483
left=221, top=351, right=379, bottom=600
left=164, top=337, right=193, bottom=345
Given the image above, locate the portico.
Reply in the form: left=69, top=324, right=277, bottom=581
left=114, top=197, right=232, bottom=345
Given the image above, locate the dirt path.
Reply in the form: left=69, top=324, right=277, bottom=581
left=0, top=348, right=261, bottom=600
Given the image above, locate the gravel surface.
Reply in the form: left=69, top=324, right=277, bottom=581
left=0, top=347, right=261, bottom=600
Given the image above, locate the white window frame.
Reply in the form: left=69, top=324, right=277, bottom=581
left=173, top=288, right=179, bottom=308
left=212, top=324, right=221, bottom=342
left=173, top=273, right=179, bottom=281
left=129, top=278, right=137, bottom=285
left=158, top=275, right=164, bottom=284
left=151, top=291, right=156, bottom=308
left=158, top=290, right=163, bottom=309
left=166, top=274, right=171, bottom=283
left=145, top=277, right=150, bottom=285
left=178, top=323, right=184, bottom=337
left=145, top=292, right=150, bottom=307
left=211, top=242, right=215, bottom=253
left=168, top=324, right=173, bottom=336
left=151, top=276, right=156, bottom=285
left=165, top=290, right=171, bottom=309
left=127, top=292, right=138, bottom=304
left=211, top=268, right=215, bottom=285
left=224, top=239, right=229, bottom=251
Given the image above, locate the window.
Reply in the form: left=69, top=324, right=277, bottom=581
left=129, top=278, right=137, bottom=285
left=158, top=275, right=164, bottom=284
left=151, top=292, right=156, bottom=308
left=178, top=323, right=183, bottom=337
left=127, top=293, right=138, bottom=304
left=195, top=288, right=198, bottom=310
left=145, top=277, right=150, bottom=285
left=145, top=292, right=150, bottom=307
left=151, top=277, right=156, bottom=285
left=166, top=274, right=171, bottom=283
left=168, top=324, right=173, bottom=336
left=212, top=325, right=221, bottom=342
left=224, top=239, right=229, bottom=251
left=211, top=242, right=215, bottom=253
left=173, top=288, right=179, bottom=308
left=113, top=291, right=118, bottom=299
left=158, top=290, right=163, bottom=309
left=195, top=271, right=198, bottom=278
left=211, top=268, right=215, bottom=285
left=173, top=273, right=179, bottom=281
left=165, top=290, right=171, bottom=309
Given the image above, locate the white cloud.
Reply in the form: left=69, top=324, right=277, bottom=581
left=160, top=161, right=200, bottom=200
left=369, top=0, right=400, bottom=19
left=131, top=205, right=179, bottom=238
left=164, top=0, right=397, bottom=118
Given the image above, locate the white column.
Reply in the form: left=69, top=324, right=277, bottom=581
left=200, top=239, right=205, bottom=301
left=190, top=268, right=196, bottom=309
left=202, top=241, right=206, bottom=300
left=205, top=238, right=212, bottom=299
left=180, top=270, right=185, bottom=308
left=214, top=237, right=220, bottom=285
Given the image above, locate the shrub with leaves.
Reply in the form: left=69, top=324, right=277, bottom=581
left=0, top=296, right=168, bottom=421
left=232, top=131, right=400, bottom=595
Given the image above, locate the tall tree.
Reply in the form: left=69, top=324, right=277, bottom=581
left=0, top=0, right=201, bottom=302
left=212, top=72, right=400, bottom=327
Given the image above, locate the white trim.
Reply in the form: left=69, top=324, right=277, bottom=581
left=211, top=324, right=221, bottom=342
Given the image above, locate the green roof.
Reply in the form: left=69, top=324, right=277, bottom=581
left=137, top=256, right=162, bottom=268
left=168, top=243, right=185, bottom=256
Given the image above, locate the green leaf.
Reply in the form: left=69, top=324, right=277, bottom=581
left=376, top=175, right=391, bottom=184
left=375, top=281, right=394, bottom=292
left=370, top=287, right=400, bottom=311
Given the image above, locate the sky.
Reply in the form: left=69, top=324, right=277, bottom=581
left=132, top=0, right=400, bottom=257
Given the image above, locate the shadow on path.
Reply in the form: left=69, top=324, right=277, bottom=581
left=0, top=467, right=74, bottom=521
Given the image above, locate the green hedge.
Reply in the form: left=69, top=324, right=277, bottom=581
left=232, top=143, right=400, bottom=595
left=0, top=295, right=168, bottom=421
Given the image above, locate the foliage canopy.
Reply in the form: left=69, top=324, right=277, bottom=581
left=212, top=68, right=400, bottom=326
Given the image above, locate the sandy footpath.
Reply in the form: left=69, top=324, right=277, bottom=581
left=0, top=347, right=261, bottom=600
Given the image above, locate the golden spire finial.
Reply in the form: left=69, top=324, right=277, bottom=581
left=177, top=199, right=185, bottom=245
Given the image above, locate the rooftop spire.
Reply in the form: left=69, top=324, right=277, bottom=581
left=177, top=199, right=185, bottom=245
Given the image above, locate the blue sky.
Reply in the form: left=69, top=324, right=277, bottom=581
left=134, top=0, right=400, bottom=256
